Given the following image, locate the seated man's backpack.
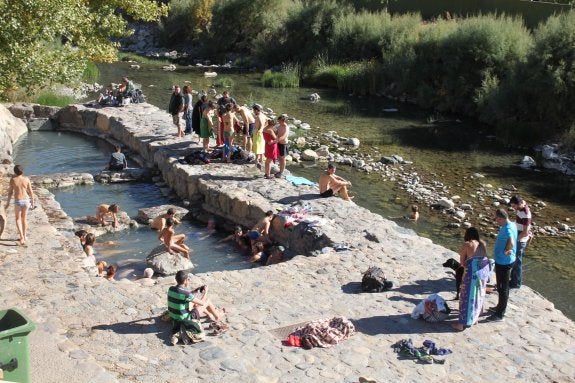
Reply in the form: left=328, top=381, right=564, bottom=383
left=361, top=266, right=393, bottom=292
left=177, top=319, right=205, bottom=344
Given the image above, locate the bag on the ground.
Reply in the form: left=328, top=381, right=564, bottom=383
left=178, top=319, right=205, bottom=344
left=361, top=266, right=393, bottom=292
left=184, top=151, right=211, bottom=165
left=411, top=293, right=451, bottom=322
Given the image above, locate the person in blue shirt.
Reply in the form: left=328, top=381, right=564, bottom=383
left=487, top=208, right=517, bottom=322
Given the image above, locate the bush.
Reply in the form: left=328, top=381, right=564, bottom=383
left=82, top=62, right=99, bottom=83
left=212, top=77, right=235, bottom=88
left=261, top=63, right=300, bottom=88
left=117, top=52, right=170, bottom=65
left=157, top=0, right=213, bottom=45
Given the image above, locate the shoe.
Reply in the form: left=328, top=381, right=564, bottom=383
left=274, top=172, right=283, bottom=178
left=264, top=175, right=274, bottom=180
left=485, top=314, right=504, bottom=322
left=256, top=163, right=262, bottom=170
left=170, top=333, right=180, bottom=345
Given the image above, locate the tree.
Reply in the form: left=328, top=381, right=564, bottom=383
left=0, top=0, right=167, bottom=99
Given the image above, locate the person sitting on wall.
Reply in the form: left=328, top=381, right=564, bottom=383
left=108, top=145, right=128, bottom=171
left=318, top=164, right=353, bottom=201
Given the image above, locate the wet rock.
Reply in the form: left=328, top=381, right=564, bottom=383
left=146, top=245, right=194, bottom=275
left=94, top=168, right=152, bottom=183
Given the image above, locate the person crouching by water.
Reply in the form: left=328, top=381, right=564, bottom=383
left=5, top=165, right=35, bottom=246
left=159, top=217, right=190, bottom=259
left=95, top=203, right=120, bottom=228
left=167, top=270, right=227, bottom=344
left=108, top=145, right=128, bottom=171
left=318, top=164, right=353, bottom=201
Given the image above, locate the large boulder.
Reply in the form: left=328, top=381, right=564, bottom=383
left=94, top=168, right=152, bottom=183
left=146, top=245, right=194, bottom=275
left=0, top=103, right=28, bottom=150
left=301, top=149, right=319, bottom=161
left=137, top=205, right=189, bottom=225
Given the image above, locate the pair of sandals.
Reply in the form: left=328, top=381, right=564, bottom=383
left=208, top=321, right=229, bottom=335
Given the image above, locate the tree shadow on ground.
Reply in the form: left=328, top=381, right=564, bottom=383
left=277, top=194, right=321, bottom=204
left=352, top=313, right=457, bottom=335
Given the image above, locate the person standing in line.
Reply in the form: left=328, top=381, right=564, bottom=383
left=486, top=208, right=517, bottom=322
left=234, top=104, right=256, bottom=153
left=216, top=91, right=236, bottom=146
left=200, top=100, right=216, bottom=152
left=4, top=165, right=35, bottom=246
left=509, top=195, right=531, bottom=289
left=108, top=145, right=128, bottom=171
left=262, top=120, right=279, bottom=179
left=251, top=104, right=266, bottom=169
left=192, top=94, right=207, bottom=144
left=182, top=85, right=193, bottom=136
left=168, top=85, right=185, bottom=138
left=222, top=103, right=238, bottom=163
left=275, top=114, right=290, bottom=178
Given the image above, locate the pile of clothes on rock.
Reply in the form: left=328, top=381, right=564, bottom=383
left=285, top=316, right=355, bottom=349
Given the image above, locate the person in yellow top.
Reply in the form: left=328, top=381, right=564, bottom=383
left=5, top=165, right=35, bottom=246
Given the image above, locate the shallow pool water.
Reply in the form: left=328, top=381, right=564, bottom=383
left=12, top=131, right=253, bottom=275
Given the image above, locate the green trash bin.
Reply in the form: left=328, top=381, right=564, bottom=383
left=0, top=309, right=36, bottom=383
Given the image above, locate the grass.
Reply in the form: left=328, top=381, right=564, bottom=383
left=117, top=52, right=171, bottom=65
left=82, top=62, right=99, bottom=83
left=262, top=63, right=300, bottom=88
left=213, top=77, right=235, bottom=88
left=34, top=92, right=75, bottom=107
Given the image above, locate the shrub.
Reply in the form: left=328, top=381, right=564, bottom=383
left=82, top=62, right=99, bottom=83
left=157, top=0, right=214, bottom=45
left=212, top=77, right=235, bottom=88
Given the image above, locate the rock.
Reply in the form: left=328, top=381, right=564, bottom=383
left=352, top=159, right=365, bottom=168
left=454, top=210, right=466, bottom=219
left=137, top=205, right=189, bottom=224
left=300, top=123, right=311, bottom=130
left=315, top=145, right=330, bottom=157
left=346, top=138, right=360, bottom=147
left=146, top=245, right=194, bottom=275
left=295, top=137, right=306, bottom=146
left=436, top=197, right=455, bottom=209
left=301, top=149, right=319, bottom=161
left=380, top=156, right=399, bottom=165
left=520, top=156, right=536, bottom=169
left=460, top=203, right=473, bottom=210
left=558, top=223, right=569, bottom=231
left=94, top=168, right=152, bottom=183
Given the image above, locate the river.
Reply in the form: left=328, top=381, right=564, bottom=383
left=92, top=62, right=575, bottom=319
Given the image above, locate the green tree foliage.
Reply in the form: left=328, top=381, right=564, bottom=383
left=484, top=11, right=575, bottom=144
left=0, top=0, right=166, bottom=99
left=158, top=0, right=214, bottom=45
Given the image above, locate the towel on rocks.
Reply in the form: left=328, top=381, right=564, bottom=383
left=290, top=316, right=355, bottom=348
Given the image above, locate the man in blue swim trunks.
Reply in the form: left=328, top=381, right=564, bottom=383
left=318, top=164, right=353, bottom=201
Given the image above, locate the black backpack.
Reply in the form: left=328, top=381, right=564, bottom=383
left=362, top=266, right=393, bottom=292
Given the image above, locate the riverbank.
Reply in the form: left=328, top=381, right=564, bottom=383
left=1, top=103, right=574, bottom=382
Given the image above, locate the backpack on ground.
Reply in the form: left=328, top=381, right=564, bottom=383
left=361, top=266, right=393, bottom=293
left=177, top=319, right=205, bottom=344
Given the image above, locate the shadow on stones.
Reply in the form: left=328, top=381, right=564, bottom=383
left=388, top=295, right=421, bottom=305
left=0, top=238, right=19, bottom=246
left=392, top=277, right=453, bottom=296
left=277, top=194, right=321, bottom=204
left=92, top=316, right=170, bottom=343
left=340, top=281, right=362, bottom=294
left=196, top=173, right=256, bottom=182
left=352, top=314, right=456, bottom=335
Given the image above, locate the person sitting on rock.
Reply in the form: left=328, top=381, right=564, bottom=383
left=96, top=203, right=120, bottom=228
left=108, top=145, right=128, bottom=171
left=159, top=217, right=190, bottom=259
left=151, top=208, right=181, bottom=231
left=318, top=164, right=353, bottom=201
left=167, top=270, right=227, bottom=344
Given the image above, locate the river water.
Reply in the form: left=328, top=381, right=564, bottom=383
left=12, top=131, right=253, bottom=277
left=86, top=62, right=574, bottom=319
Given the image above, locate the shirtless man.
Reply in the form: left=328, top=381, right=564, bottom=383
left=160, top=217, right=190, bottom=259
left=233, top=104, right=256, bottom=153
left=275, top=114, right=290, bottom=178
left=5, top=165, right=35, bottom=245
left=318, top=164, right=353, bottom=201
left=222, top=103, right=238, bottom=162
left=249, top=210, right=274, bottom=252
left=95, top=203, right=120, bottom=228
left=150, top=208, right=181, bottom=231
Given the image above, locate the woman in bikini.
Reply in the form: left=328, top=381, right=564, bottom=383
left=5, top=165, right=35, bottom=246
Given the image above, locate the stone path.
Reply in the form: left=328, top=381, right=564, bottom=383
left=1, top=103, right=574, bottom=383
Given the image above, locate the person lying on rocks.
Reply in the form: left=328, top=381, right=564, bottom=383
left=168, top=270, right=228, bottom=344
left=221, top=225, right=251, bottom=254
left=151, top=208, right=181, bottom=231
left=96, top=203, right=120, bottom=228
left=160, top=217, right=190, bottom=259
left=318, top=164, right=353, bottom=201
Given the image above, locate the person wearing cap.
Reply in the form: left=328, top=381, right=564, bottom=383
left=252, top=104, right=266, bottom=169
left=275, top=114, right=290, bottom=178
left=509, top=195, right=531, bottom=289
left=318, top=164, right=353, bottom=201
left=167, top=270, right=227, bottom=344
left=168, top=85, right=185, bottom=138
